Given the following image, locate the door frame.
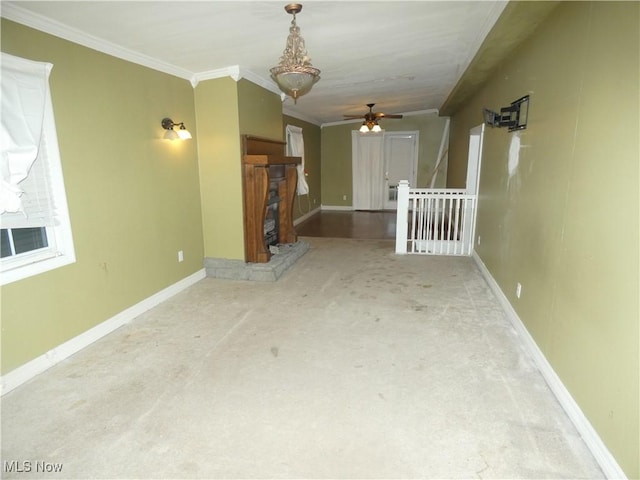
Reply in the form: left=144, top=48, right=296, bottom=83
left=464, top=123, right=485, bottom=250
left=466, top=124, right=485, bottom=195
left=383, top=131, right=419, bottom=210
left=351, top=130, right=419, bottom=211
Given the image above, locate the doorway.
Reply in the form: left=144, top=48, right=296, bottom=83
left=351, top=131, right=418, bottom=211
left=383, top=132, right=418, bottom=209
left=466, top=124, right=484, bottom=196
left=462, top=123, right=485, bottom=250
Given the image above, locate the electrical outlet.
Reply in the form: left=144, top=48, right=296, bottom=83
left=516, top=282, right=522, bottom=299
left=178, top=250, right=184, bottom=263
left=342, top=195, right=347, bottom=201
left=477, top=235, right=481, bottom=246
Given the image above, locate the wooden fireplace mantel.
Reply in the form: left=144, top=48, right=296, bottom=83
left=241, top=135, right=301, bottom=263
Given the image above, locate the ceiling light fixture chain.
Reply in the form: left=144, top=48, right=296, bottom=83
left=270, top=3, right=320, bottom=104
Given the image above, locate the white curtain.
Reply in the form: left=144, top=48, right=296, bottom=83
left=352, top=131, right=384, bottom=210
left=285, top=124, right=309, bottom=195
left=1, top=53, right=53, bottom=222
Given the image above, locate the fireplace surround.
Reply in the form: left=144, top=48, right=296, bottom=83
left=240, top=135, right=301, bottom=263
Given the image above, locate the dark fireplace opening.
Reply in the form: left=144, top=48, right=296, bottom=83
left=264, top=180, right=280, bottom=248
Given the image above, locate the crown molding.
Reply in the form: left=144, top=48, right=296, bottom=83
left=238, top=67, right=284, bottom=98
left=191, top=66, right=241, bottom=87
left=1, top=2, right=194, bottom=82
left=191, top=66, right=283, bottom=98
left=402, top=108, right=440, bottom=117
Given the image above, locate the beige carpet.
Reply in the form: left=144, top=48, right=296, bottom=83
left=1, top=238, right=603, bottom=479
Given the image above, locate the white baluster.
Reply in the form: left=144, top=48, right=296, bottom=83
left=395, top=180, right=410, bottom=254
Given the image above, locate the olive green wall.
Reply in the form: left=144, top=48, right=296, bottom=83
left=1, top=20, right=205, bottom=374
left=194, top=77, right=243, bottom=261
left=446, top=3, right=639, bottom=477
left=238, top=79, right=283, bottom=140
left=386, top=114, right=449, bottom=188
left=320, top=113, right=449, bottom=207
left=320, top=123, right=354, bottom=207
left=195, top=78, right=284, bottom=261
left=283, top=115, right=322, bottom=221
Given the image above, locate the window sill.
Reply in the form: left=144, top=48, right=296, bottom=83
left=1, top=251, right=76, bottom=285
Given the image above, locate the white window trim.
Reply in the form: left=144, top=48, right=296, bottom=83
left=285, top=124, right=309, bottom=196
left=1, top=53, right=75, bottom=285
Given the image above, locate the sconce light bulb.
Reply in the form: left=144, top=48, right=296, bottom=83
left=163, top=129, right=179, bottom=141
left=177, top=127, right=192, bottom=140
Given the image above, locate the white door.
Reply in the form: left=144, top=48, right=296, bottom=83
left=352, top=131, right=385, bottom=210
left=383, top=132, right=418, bottom=210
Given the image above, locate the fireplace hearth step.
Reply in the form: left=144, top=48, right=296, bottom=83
left=204, top=241, right=310, bottom=282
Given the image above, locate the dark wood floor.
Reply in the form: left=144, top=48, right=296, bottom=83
left=295, top=210, right=397, bottom=240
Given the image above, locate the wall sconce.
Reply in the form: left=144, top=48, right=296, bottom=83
left=161, top=117, right=192, bottom=140
left=483, top=95, right=530, bottom=132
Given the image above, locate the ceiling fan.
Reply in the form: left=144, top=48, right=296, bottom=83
left=344, top=103, right=403, bottom=132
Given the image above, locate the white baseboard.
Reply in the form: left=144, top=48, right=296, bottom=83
left=0, top=268, right=206, bottom=396
left=471, top=252, right=626, bottom=480
left=294, top=206, right=321, bottom=225
left=321, top=205, right=354, bottom=211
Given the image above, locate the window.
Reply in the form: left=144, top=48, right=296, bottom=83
left=2, top=227, right=48, bottom=257
left=1, top=53, right=75, bottom=285
left=285, top=124, right=309, bottom=195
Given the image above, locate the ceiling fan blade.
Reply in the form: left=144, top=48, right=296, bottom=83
left=343, top=104, right=404, bottom=121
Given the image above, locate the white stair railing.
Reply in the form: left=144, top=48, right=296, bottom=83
left=395, top=180, right=477, bottom=256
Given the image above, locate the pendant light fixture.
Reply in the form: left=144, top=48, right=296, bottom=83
left=270, top=3, right=320, bottom=103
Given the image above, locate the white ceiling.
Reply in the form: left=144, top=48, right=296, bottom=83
left=2, top=1, right=508, bottom=125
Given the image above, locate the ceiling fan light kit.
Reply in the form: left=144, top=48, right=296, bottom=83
left=348, top=103, right=403, bottom=132
left=360, top=121, right=381, bottom=133
left=270, top=3, right=320, bottom=103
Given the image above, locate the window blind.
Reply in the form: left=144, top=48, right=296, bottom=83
left=1, top=132, right=56, bottom=228
left=1, top=53, right=56, bottom=229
